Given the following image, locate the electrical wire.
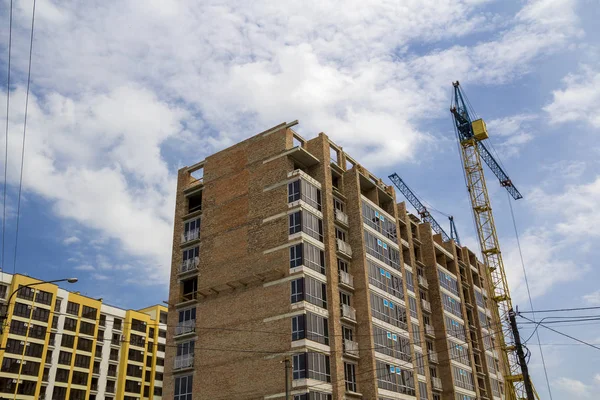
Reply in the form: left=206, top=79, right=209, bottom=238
left=508, top=193, right=553, bottom=399
left=518, top=305, right=600, bottom=314
left=2, top=0, right=14, bottom=280
left=12, top=0, right=37, bottom=273
left=519, top=314, right=600, bottom=352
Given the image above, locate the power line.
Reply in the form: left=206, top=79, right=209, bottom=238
left=12, top=0, right=37, bottom=273
left=507, top=193, right=552, bottom=399
left=518, top=305, right=600, bottom=314
left=2, top=0, right=14, bottom=278
left=519, top=314, right=600, bottom=352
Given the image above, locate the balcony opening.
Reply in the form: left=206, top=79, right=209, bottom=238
left=181, top=277, right=198, bottom=302
left=188, top=191, right=203, bottom=214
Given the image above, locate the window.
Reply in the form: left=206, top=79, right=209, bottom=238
left=291, top=313, right=329, bottom=345
left=113, top=318, right=123, bottom=330
left=175, top=340, right=194, bottom=369
left=82, top=305, right=98, bottom=320
left=370, top=291, right=407, bottom=329
left=28, top=323, right=46, bottom=339
left=290, top=242, right=325, bottom=274
left=64, top=317, right=77, bottom=331
left=61, top=334, right=75, bottom=348
left=479, top=310, right=491, bottom=330
left=54, top=298, right=62, bottom=311
left=66, top=301, right=80, bottom=316
left=128, top=349, right=144, bottom=362
left=99, top=314, right=106, bottom=327
left=155, top=372, right=164, bottom=381
left=72, top=371, right=88, bottom=385
left=13, top=302, right=31, bottom=318
left=368, top=261, right=403, bottom=299
left=77, top=337, right=93, bottom=352
left=486, top=353, right=498, bottom=374
left=31, top=307, right=50, bottom=322
left=183, top=217, right=201, bottom=241
left=419, top=381, right=428, bottom=400
left=376, top=361, right=415, bottom=395
left=372, top=325, right=410, bottom=361
left=362, top=200, right=397, bottom=240
left=55, top=368, right=70, bottom=382
left=16, top=285, right=34, bottom=300
left=35, top=289, right=53, bottom=305
left=175, top=375, right=193, bottom=400
left=125, top=379, right=141, bottom=394
left=130, top=333, right=145, bottom=347
left=159, top=329, right=167, bottom=338
left=449, top=341, right=470, bottom=365
left=127, top=363, right=143, bottom=378
left=335, top=227, right=347, bottom=242
left=9, top=319, right=28, bottom=336
left=345, top=363, right=357, bottom=392
left=364, top=231, right=400, bottom=269
left=405, top=269, right=415, bottom=292
left=414, top=351, right=425, bottom=375
left=445, top=315, right=466, bottom=341
left=69, top=389, right=86, bottom=400
left=288, top=178, right=322, bottom=211
left=491, top=378, right=501, bottom=397
left=0, top=284, right=6, bottom=299
left=456, top=394, right=476, bottom=400
left=452, top=366, right=474, bottom=391
left=58, top=351, right=72, bottom=365
left=441, top=293, right=463, bottom=318
left=412, top=323, right=421, bottom=346
left=408, top=296, right=418, bottom=319
left=474, top=289, right=486, bottom=308
left=289, top=210, right=324, bottom=241
left=291, top=278, right=304, bottom=303
left=131, top=318, right=146, bottom=332
left=293, top=353, right=330, bottom=382
left=74, top=354, right=91, bottom=368
left=160, top=310, right=168, bottom=324
left=80, top=321, right=95, bottom=335
left=291, top=277, right=327, bottom=308
left=182, top=246, right=199, bottom=264
left=438, top=269, right=459, bottom=296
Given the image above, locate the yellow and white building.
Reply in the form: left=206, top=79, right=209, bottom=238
left=0, top=273, right=167, bottom=400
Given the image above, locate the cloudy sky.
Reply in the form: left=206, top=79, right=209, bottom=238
left=1, top=0, right=599, bottom=397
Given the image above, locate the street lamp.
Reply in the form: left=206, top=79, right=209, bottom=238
left=0, top=277, right=78, bottom=335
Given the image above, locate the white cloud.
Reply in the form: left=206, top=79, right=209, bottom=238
left=92, top=273, right=110, bottom=281
left=594, top=374, right=600, bottom=385
left=75, top=264, right=95, bottom=271
left=555, top=377, right=590, bottom=396
left=545, top=65, right=600, bottom=127
left=583, top=290, right=600, bottom=305
left=486, top=113, right=537, bottom=157
left=0, top=0, right=583, bottom=284
left=63, top=236, right=80, bottom=245
left=529, top=176, right=600, bottom=238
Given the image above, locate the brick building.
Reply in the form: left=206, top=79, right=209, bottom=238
left=164, top=122, right=505, bottom=400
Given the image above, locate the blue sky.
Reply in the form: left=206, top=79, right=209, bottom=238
left=1, top=0, right=600, bottom=397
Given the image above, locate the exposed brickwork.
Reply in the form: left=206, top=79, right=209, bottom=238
left=165, top=122, right=505, bottom=400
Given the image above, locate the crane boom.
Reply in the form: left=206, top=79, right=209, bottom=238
left=450, top=81, right=538, bottom=400
left=388, top=173, right=460, bottom=245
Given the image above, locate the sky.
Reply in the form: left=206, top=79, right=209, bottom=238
left=0, top=0, right=599, bottom=398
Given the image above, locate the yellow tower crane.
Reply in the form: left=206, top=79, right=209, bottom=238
left=450, top=81, right=539, bottom=400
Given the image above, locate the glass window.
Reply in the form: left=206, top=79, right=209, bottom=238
left=364, top=231, right=400, bottom=269
left=368, top=261, right=403, bottom=299
left=372, top=325, right=411, bottom=361
left=344, top=363, right=357, bottom=392
left=35, top=290, right=53, bottom=305
left=370, top=291, right=407, bottom=330
left=174, top=375, right=193, bottom=400
left=66, top=301, right=80, bottom=316
left=376, top=361, right=415, bottom=395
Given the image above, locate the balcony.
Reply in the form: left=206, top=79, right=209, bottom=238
left=339, top=271, right=354, bottom=290
left=428, top=352, right=438, bottom=363
left=418, top=275, right=428, bottom=289
left=344, top=339, right=359, bottom=358
left=336, top=238, right=352, bottom=258
left=421, top=299, right=431, bottom=313
left=179, top=257, right=199, bottom=275
left=432, top=377, right=442, bottom=391
left=181, top=228, right=200, bottom=244
left=180, top=291, right=199, bottom=304
left=174, top=354, right=194, bottom=370
left=335, top=209, right=349, bottom=226
left=175, top=320, right=196, bottom=336
left=341, top=304, right=356, bottom=323
left=425, top=324, right=435, bottom=338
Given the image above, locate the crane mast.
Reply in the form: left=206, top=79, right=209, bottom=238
left=450, top=81, right=538, bottom=400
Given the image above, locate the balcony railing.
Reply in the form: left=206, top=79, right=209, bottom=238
left=174, top=354, right=194, bottom=370
left=180, top=291, right=199, bottom=303
left=335, top=209, right=349, bottom=225
left=181, top=228, right=200, bottom=244
left=341, top=304, right=356, bottom=322
left=432, top=377, right=442, bottom=391
left=175, top=319, right=196, bottom=336
left=418, top=275, right=428, bottom=289
left=339, top=271, right=354, bottom=289
left=421, top=299, right=431, bottom=313
left=344, top=339, right=359, bottom=358
left=425, top=324, right=435, bottom=337
left=180, top=257, right=200, bottom=274
left=336, top=239, right=352, bottom=258
left=428, top=352, right=438, bottom=363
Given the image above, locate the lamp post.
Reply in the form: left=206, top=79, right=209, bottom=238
left=0, top=277, right=78, bottom=335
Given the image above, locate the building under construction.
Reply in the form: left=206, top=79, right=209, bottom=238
left=163, top=122, right=506, bottom=400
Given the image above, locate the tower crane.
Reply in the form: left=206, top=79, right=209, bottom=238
left=388, top=173, right=460, bottom=244
left=450, top=81, right=538, bottom=400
